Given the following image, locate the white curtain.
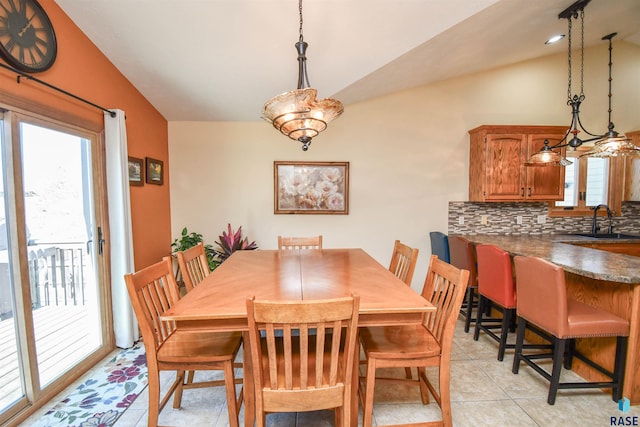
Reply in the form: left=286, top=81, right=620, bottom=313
left=104, top=110, right=138, bottom=348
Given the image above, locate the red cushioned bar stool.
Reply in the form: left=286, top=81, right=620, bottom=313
left=512, top=255, right=629, bottom=405
left=473, top=244, right=517, bottom=361
left=448, top=236, right=478, bottom=332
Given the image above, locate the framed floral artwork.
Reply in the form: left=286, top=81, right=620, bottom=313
left=274, top=161, right=349, bottom=214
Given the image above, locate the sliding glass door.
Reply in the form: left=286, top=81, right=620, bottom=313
left=0, top=111, right=111, bottom=424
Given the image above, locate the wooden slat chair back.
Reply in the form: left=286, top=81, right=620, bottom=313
left=176, top=242, right=210, bottom=292
left=388, top=239, right=419, bottom=286
left=246, top=295, right=360, bottom=427
left=124, top=256, right=242, bottom=427
left=359, top=255, right=469, bottom=427
left=277, top=235, right=323, bottom=250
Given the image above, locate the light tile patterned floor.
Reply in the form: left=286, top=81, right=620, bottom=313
left=24, top=318, right=640, bottom=426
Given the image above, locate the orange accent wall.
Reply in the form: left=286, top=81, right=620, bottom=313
left=0, top=0, right=170, bottom=271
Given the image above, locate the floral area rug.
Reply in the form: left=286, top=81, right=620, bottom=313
left=33, top=344, right=148, bottom=427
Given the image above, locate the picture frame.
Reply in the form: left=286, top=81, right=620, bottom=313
left=274, top=161, right=349, bottom=215
left=127, top=156, right=144, bottom=186
left=145, top=157, right=164, bottom=185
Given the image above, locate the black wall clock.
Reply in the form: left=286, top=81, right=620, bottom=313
left=0, top=0, right=57, bottom=73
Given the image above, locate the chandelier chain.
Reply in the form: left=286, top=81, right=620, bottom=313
left=567, top=15, right=572, bottom=101
left=298, top=0, right=304, bottom=42
left=579, top=9, right=585, bottom=98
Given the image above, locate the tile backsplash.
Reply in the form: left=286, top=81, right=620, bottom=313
left=448, top=201, right=640, bottom=235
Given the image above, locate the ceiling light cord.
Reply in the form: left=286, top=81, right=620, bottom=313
left=296, top=0, right=310, bottom=90
left=603, top=32, right=617, bottom=138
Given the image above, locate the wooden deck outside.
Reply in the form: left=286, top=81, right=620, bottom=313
left=0, top=305, right=95, bottom=411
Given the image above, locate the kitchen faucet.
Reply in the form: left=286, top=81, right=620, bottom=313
left=591, top=204, right=613, bottom=234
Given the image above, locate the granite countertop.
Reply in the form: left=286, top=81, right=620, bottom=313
left=460, top=234, right=640, bottom=284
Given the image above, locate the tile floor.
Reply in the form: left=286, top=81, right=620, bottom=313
left=23, top=318, right=640, bottom=426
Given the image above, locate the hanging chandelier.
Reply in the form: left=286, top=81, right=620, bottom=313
left=262, top=0, right=344, bottom=151
left=578, top=33, right=640, bottom=158
left=526, top=0, right=639, bottom=166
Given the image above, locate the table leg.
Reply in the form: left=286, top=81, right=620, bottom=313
left=242, top=331, right=255, bottom=427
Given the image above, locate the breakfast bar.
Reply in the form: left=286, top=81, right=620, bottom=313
left=461, top=234, right=640, bottom=404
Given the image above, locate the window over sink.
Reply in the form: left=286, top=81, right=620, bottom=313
left=549, top=145, right=624, bottom=217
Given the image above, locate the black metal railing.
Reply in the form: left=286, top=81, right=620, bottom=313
left=28, top=243, right=89, bottom=309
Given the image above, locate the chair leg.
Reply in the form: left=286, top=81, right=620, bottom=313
left=613, top=336, right=629, bottom=402
left=498, top=308, right=514, bottom=362
left=147, top=369, right=161, bottom=427
left=172, top=370, right=186, bottom=409
left=548, top=338, right=567, bottom=405
left=464, top=287, right=475, bottom=333
left=473, top=295, right=485, bottom=341
left=512, top=318, right=526, bottom=374
left=362, top=358, right=377, bottom=427
left=404, top=367, right=413, bottom=379
left=223, top=360, right=239, bottom=427
left=564, top=339, right=575, bottom=370
left=438, top=361, right=453, bottom=427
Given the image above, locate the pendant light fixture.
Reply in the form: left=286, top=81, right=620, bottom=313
left=262, top=0, right=344, bottom=151
left=526, top=0, right=597, bottom=166
left=527, top=0, right=639, bottom=166
left=579, top=33, right=640, bottom=158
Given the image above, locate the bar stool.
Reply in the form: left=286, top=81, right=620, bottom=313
left=473, top=244, right=516, bottom=361
left=429, top=231, right=450, bottom=263
left=512, top=255, right=629, bottom=405
left=448, top=236, right=478, bottom=332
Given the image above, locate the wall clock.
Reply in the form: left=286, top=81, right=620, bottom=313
left=0, top=0, right=57, bottom=73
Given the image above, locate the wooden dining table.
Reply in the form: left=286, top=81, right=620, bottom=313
left=161, top=248, right=434, bottom=427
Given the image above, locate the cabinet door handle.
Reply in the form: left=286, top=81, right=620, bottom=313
left=521, top=187, right=525, bottom=197
left=528, top=188, right=532, bottom=197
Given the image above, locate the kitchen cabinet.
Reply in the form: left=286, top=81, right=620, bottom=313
left=468, top=125, right=567, bottom=202
left=624, top=130, right=640, bottom=202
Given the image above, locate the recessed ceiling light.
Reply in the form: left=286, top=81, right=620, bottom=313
left=545, top=34, right=565, bottom=44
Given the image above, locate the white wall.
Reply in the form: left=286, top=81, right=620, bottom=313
left=168, top=42, right=640, bottom=292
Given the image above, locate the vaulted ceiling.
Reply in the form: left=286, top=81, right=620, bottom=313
left=54, top=0, right=640, bottom=121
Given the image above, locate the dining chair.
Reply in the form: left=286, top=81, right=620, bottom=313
left=359, top=254, right=470, bottom=427
left=512, top=255, right=629, bottom=405
left=429, top=231, right=450, bottom=263
left=246, top=295, right=360, bottom=427
left=176, top=242, right=240, bottom=385
left=388, top=239, right=419, bottom=286
left=448, top=235, right=478, bottom=332
left=124, top=256, right=243, bottom=427
left=176, top=242, right=210, bottom=293
left=277, top=235, right=323, bottom=250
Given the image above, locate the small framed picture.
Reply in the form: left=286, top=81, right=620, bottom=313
left=145, top=157, right=164, bottom=185
left=128, top=157, right=144, bottom=186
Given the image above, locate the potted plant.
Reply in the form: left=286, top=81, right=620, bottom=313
left=171, top=227, right=219, bottom=270
left=213, top=223, right=258, bottom=263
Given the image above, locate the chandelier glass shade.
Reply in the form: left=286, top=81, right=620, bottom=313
left=262, top=0, right=343, bottom=151
left=524, top=140, right=573, bottom=166
left=579, top=136, right=640, bottom=158
left=263, top=88, right=343, bottom=151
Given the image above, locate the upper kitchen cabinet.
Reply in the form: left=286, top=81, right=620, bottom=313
left=623, top=130, right=640, bottom=202
left=469, top=125, right=567, bottom=202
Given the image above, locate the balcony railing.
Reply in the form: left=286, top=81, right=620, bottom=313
left=0, top=242, right=89, bottom=320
